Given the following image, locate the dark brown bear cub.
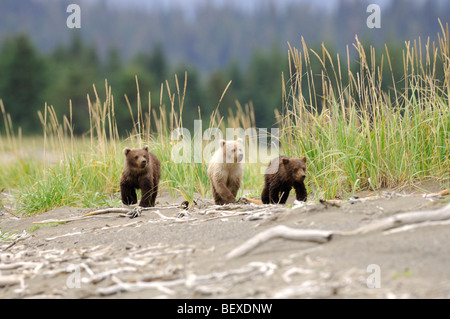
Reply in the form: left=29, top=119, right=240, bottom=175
left=261, top=156, right=307, bottom=204
left=120, top=145, right=161, bottom=207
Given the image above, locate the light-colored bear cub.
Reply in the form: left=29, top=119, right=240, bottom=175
left=207, top=138, right=244, bottom=205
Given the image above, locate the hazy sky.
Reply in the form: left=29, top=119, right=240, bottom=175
left=107, top=0, right=408, bottom=8
left=104, top=0, right=361, bottom=12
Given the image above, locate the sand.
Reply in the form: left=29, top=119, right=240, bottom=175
left=0, top=190, right=449, bottom=299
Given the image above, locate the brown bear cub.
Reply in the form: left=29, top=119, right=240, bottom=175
left=261, top=156, right=307, bottom=204
left=208, top=138, right=244, bottom=205
left=120, top=145, right=161, bottom=207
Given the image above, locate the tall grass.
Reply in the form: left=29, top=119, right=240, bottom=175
left=1, top=24, right=449, bottom=215
left=280, top=21, right=449, bottom=198
left=0, top=73, right=245, bottom=214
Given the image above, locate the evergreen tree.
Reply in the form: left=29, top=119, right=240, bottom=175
left=0, top=34, right=47, bottom=134
left=245, top=46, right=288, bottom=127
left=45, top=32, right=102, bottom=135
left=148, top=43, right=168, bottom=85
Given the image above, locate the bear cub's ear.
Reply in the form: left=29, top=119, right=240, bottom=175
left=123, top=148, right=131, bottom=156
left=143, top=145, right=149, bottom=152
left=282, top=158, right=290, bottom=165
left=301, top=157, right=307, bottom=163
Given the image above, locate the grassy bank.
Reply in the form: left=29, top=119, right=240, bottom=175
left=279, top=25, right=450, bottom=198
left=1, top=25, right=449, bottom=215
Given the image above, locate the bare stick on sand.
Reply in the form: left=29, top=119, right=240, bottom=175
left=227, top=203, right=450, bottom=259
left=226, top=226, right=333, bottom=259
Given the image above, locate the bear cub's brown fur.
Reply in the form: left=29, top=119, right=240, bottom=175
left=261, top=156, right=307, bottom=204
left=120, top=145, right=161, bottom=207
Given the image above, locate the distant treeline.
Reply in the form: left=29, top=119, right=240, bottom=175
left=1, top=0, right=450, bottom=72
left=0, top=30, right=447, bottom=135
left=0, top=33, right=288, bottom=135
left=1, top=0, right=449, bottom=135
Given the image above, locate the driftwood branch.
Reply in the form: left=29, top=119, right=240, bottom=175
left=422, top=189, right=449, bottom=198
left=227, top=203, right=450, bottom=259
left=33, top=206, right=183, bottom=225
left=0, top=261, right=43, bottom=271
left=226, top=225, right=333, bottom=259
left=33, top=215, right=114, bottom=225
left=82, top=208, right=131, bottom=217
left=383, top=219, right=450, bottom=235
left=82, top=206, right=179, bottom=218
left=0, top=274, right=24, bottom=288
left=96, top=261, right=277, bottom=296
left=345, top=203, right=450, bottom=235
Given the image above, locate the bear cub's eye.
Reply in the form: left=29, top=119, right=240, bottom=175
left=135, top=156, right=138, bottom=160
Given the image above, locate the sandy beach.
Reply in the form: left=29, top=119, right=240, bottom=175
left=1, top=189, right=449, bottom=299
